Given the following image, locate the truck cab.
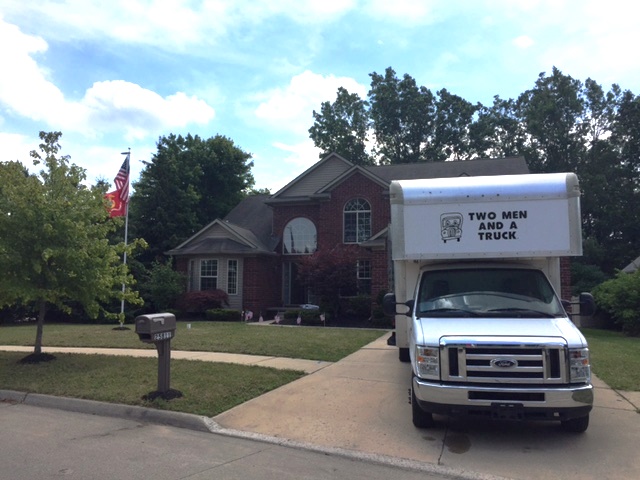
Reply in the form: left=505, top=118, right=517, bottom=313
left=384, top=173, right=596, bottom=432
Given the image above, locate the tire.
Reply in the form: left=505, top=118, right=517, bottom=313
left=399, top=347, right=410, bottom=363
left=561, top=414, right=589, bottom=433
left=411, top=383, right=435, bottom=428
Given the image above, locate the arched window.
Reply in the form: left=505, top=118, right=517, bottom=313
left=283, top=218, right=317, bottom=255
left=344, top=198, right=371, bottom=243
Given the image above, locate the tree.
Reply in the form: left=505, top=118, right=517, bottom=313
left=368, top=67, right=436, bottom=164
left=432, top=88, right=480, bottom=161
left=516, top=67, right=588, bottom=173
left=129, top=133, right=255, bottom=264
left=145, top=260, right=186, bottom=311
left=309, top=87, right=373, bottom=165
left=0, top=132, right=143, bottom=360
left=609, top=89, right=640, bottom=262
left=295, top=244, right=359, bottom=315
left=471, top=96, right=528, bottom=158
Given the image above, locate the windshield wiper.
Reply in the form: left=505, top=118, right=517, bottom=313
left=486, top=308, right=556, bottom=318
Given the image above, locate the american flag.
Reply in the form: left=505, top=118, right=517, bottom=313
left=114, top=153, right=130, bottom=202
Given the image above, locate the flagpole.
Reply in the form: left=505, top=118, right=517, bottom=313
left=119, top=149, right=130, bottom=325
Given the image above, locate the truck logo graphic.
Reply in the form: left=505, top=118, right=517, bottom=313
left=491, top=358, right=518, bottom=368
left=441, top=213, right=463, bottom=242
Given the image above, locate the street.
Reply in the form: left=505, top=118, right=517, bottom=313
left=0, top=402, right=461, bottom=480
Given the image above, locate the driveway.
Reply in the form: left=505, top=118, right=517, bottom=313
left=214, top=334, right=640, bottom=480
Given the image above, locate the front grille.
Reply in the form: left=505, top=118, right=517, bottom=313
left=441, top=338, right=567, bottom=384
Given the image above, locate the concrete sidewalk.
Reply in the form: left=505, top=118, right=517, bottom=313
left=2, top=338, right=640, bottom=479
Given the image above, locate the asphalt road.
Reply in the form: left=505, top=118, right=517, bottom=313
left=0, top=402, right=467, bottom=480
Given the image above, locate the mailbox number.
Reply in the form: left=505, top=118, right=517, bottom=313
left=152, top=331, right=173, bottom=341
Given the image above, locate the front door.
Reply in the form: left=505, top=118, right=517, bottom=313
left=282, top=261, right=306, bottom=305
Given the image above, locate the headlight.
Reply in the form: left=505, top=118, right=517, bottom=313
left=569, top=348, right=591, bottom=383
left=416, top=346, right=439, bottom=379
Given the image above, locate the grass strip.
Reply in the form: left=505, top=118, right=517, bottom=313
left=0, top=352, right=304, bottom=417
left=582, top=328, right=640, bottom=391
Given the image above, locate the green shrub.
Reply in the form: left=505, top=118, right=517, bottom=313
left=370, top=305, right=392, bottom=328
left=571, top=262, right=607, bottom=296
left=176, top=290, right=229, bottom=315
left=592, top=270, right=640, bottom=336
left=344, top=295, right=372, bottom=318
left=205, top=309, right=242, bottom=322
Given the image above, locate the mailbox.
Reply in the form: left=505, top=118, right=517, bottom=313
left=134, top=312, right=179, bottom=398
left=135, top=313, right=176, bottom=343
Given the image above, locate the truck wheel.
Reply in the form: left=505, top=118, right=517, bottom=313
left=399, top=347, right=410, bottom=363
left=560, top=415, right=589, bottom=433
left=411, top=384, right=434, bottom=428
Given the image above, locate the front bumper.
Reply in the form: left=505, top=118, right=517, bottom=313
left=413, top=376, right=593, bottom=421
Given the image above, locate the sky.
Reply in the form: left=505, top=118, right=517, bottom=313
left=1, top=0, right=638, bottom=194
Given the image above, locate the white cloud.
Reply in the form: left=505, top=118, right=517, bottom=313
left=0, top=19, right=67, bottom=123
left=364, top=0, right=441, bottom=24
left=2, top=0, right=356, bottom=53
left=82, top=81, right=215, bottom=140
left=257, top=139, right=323, bottom=192
left=253, top=70, right=367, bottom=135
left=0, top=18, right=215, bottom=141
left=513, top=35, right=534, bottom=49
left=0, top=132, right=37, bottom=163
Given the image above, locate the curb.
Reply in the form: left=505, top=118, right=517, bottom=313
left=1, top=389, right=511, bottom=480
left=0, top=389, right=212, bottom=433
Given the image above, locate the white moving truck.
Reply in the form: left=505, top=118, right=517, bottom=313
left=383, top=172, right=596, bottom=432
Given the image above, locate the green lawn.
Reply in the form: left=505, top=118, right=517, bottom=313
left=582, top=328, right=640, bottom=391
left=0, top=322, right=387, bottom=416
left=0, top=322, right=387, bottom=362
left=0, top=352, right=303, bottom=417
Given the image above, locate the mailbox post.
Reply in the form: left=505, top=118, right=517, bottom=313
left=135, top=313, right=182, bottom=399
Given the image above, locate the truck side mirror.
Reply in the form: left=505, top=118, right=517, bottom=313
left=382, top=293, right=413, bottom=316
left=579, top=292, right=596, bottom=317
left=383, top=293, right=397, bottom=316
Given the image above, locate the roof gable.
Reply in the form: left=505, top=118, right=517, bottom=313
left=271, top=153, right=353, bottom=198
left=316, top=165, right=389, bottom=194
left=166, top=218, right=274, bottom=257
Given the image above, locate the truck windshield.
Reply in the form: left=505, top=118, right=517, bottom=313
left=416, top=268, right=566, bottom=318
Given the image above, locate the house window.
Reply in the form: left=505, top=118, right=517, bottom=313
left=357, top=260, right=372, bottom=295
left=283, top=217, right=317, bottom=255
left=227, top=259, right=238, bottom=295
left=200, top=259, right=218, bottom=290
left=344, top=198, right=371, bottom=243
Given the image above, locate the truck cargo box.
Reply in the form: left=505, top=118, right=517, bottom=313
left=389, top=173, right=582, bottom=260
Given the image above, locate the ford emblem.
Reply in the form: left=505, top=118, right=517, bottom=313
left=491, top=358, right=517, bottom=368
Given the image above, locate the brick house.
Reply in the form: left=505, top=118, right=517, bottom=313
left=167, top=154, right=576, bottom=317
